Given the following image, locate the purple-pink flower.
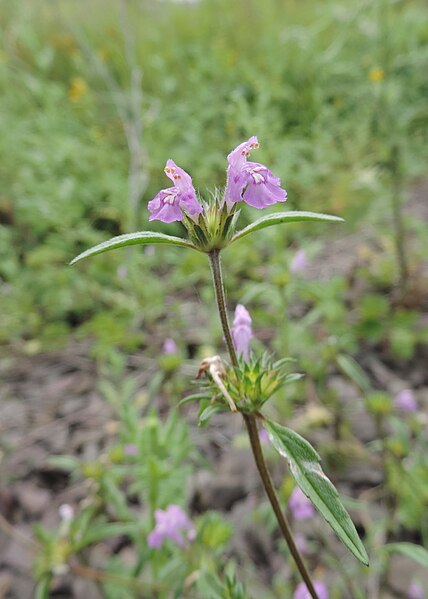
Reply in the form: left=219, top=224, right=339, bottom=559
left=148, top=160, right=203, bottom=223
left=394, top=389, right=418, bottom=413
left=294, top=581, right=329, bottom=599
left=294, top=533, right=308, bottom=555
left=225, top=136, right=287, bottom=210
left=59, top=504, right=74, bottom=523
left=289, top=487, right=315, bottom=520
left=124, top=443, right=138, bottom=456
left=231, top=304, right=253, bottom=360
left=163, top=338, right=177, bottom=354
left=408, top=582, right=424, bottom=599
left=147, top=504, right=196, bottom=549
left=290, top=250, right=309, bottom=274
left=259, top=428, right=270, bottom=445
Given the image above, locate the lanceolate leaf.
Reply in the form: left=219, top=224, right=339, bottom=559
left=70, top=231, right=198, bottom=265
left=264, top=418, right=369, bottom=566
left=198, top=404, right=223, bottom=426
left=76, top=522, right=139, bottom=549
left=230, top=211, right=344, bottom=245
left=382, top=543, right=428, bottom=568
left=337, top=354, right=371, bottom=394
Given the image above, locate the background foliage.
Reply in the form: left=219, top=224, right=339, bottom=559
left=1, top=0, right=428, bottom=597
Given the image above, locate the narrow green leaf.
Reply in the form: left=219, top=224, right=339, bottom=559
left=382, top=543, right=428, bottom=567
left=70, top=231, right=199, bottom=265
left=280, top=373, right=305, bottom=385
left=35, top=576, right=52, bottom=599
left=230, top=211, right=344, bottom=245
left=198, top=404, right=222, bottom=425
left=48, top=455, right=81, bottom=472
left=273, top=357, right=296, bottom=369
left=337, top=354, right=371, bottom=394
left=179, top=392, right=211, bottom=406
left=76, top=522, right=139, bottom=549
left=264, top=418, right=369, bottom=565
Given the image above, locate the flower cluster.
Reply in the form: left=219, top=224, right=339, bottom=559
left=148, top=137, right=287, bottom=223
left=148, top=504, right=196, bottom=549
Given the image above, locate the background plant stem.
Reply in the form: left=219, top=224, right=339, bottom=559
left=208, top=249, right=320, bottom=599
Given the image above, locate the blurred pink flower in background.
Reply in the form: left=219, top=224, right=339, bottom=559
left=59, top=504, right=74, bottom=522
left=408, top=582, right=424, bottom=599
left=148, top=505, right=196, bottom=549
left=289, top=487, right=315, bottom=520
left=290, top=250, right=309, bottom=274
left=163, top=338, right=178, bottom=354
left=259, top=428, right=270, bottom=445
left=294, top=581, right=329, bottom=599
left=124, top=443, right=138, bottom=456
left=294, top=533, right=308, bottom=555
left=394, top=389, right=418, bottom=413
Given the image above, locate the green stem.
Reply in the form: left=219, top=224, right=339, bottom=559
left=208, top=249, right=238, bottom=367
left=208, top=249, right=319, bottom=599
left=244, top=413, right=319, bottom=599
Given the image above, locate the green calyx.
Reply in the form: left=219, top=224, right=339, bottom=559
left=185, top=354, right=303, bottom=418
left=227, top=354, right=304, bottom=412
left=183, top=197, right=240, bottom=252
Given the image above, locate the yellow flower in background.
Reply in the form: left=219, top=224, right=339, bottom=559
left=68, top=77, right=88, bottom=102
left=52, top=33, right=77, bottom=56
left=97, top=48, right=110, bottom=62
left=369, top=67, right=385, bottom=83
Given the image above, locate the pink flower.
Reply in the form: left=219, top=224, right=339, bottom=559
left=124, top=443, right=138, bottom=456
left=408, top=582, right=424, bottom=599
left=289, top=487, right=315, bottom=520
left=59, top=504, right=74, bottom=522
left=148, top=160, right=203, bottom=223
left=225, top=136, right=287, bottom=210
left=394, top=389, right=418, bottom=413
left=163, top=338, right=177, bottom=354
left=294, top=581, right=329, bottom=599
left=148, top=504, right=196, bottom=549
left=294, top=533, right=308, bottom=555
left=231, top=304, right=253, bottom=360
left=259, top=428, right=270, bottom=445
left=290, top=250, right=309, bottom=274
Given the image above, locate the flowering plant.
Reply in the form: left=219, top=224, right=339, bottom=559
left=71, top=137, right=367, bottom=599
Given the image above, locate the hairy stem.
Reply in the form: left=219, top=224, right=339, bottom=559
left=244, top=413, right=319, bottom=599
left=208, top=249, right=238, bottom=367
left=208, top=249, right=319, bottom=599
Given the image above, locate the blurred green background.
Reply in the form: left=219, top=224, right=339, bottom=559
left=1, top=0, right=427, bottom=358
left=1, top=1, right=428, bottom=597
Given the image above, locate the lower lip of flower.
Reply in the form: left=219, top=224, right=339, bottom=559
left=164, top=190, right=178, bottom=204
left=247, top=166, right=266, bottom=185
